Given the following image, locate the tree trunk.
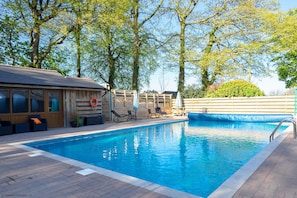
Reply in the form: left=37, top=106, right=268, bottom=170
left=201, top=68, right=209, bottom=91
left=107, top=41, right=116, bottom=89
left=132, top=1, right=140, bottom=91
left=178, top=22, right=186, bottom=93
left=31, top=23, right=41, bottom=68
left=74, top=25, right=81, bottom=77
left=200, top=26, right=218, bottom=91
left=132, top=31, right=140, bottom=91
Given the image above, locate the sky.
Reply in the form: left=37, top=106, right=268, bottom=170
left=147, top=0, right=297, bottom=95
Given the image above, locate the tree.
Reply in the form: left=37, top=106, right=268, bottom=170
left=0, top=0, right=281, bottom=92
left=168, top=0, right=200, bottom=93
left=129, top=0, right=163, bottom=91
left=164, top=0, right=278, bottom=92
left=7, top=0, right=77, bottom=68
left=71, top=0, right=85, bottom=77
left=275, top=51, right=297, bottom=88
left=264, top=9, right=297, bottom=88
left=191, top=0, right=278, bottom=91
left=82, top=1, right=133, bottom=89
left=67, top=0, right=120, bottom=78
left=86, top=25, right=133, bottom=89
left=263, top=9, right=297, bottom=52
left=0, top=15, right=29, bottom=65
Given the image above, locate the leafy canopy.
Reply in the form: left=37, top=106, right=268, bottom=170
left=275, top=51, right=297, bottom=88
left=265, top=9, right=297, bottom=88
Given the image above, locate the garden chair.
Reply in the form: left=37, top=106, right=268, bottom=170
left=128, top=110, right=136, bottom=120
left=0, top=120, right=13, bottom=136
left=29, top=115, right=48, bottom=132
left=148, top=109, right=158, bottom=118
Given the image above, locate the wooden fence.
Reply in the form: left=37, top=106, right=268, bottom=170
left=102, top=92, right=296, bottom=122
left=65, top=90, right=104, bottom=126
left=102, top=90, right=172, bottom=121
left=172, top=95, right=295, bottom=115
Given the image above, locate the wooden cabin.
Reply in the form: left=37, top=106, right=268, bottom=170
left=0, top=64, right=106, bottom=128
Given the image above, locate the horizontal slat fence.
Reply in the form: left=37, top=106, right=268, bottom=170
left=172, top=96, right=295, bottom=115
left=65, top=90, right=103, bottom=126
left=76, top=98, right=102, bottom=116
left=103, top=92, right=295, bottom=122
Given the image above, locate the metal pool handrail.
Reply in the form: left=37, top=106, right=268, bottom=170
left=269, top=117, right=297, bottom=142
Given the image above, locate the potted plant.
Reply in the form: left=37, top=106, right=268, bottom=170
left=70, top=114, right=83, bottom=127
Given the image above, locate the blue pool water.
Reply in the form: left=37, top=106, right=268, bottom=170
left=26, top=121, right=288, bottom=197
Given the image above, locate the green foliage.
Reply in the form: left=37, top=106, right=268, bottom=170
left=205, top=80, right=265, bottom=98
left=0, top=0, right=285, bottom=92
left=0, top=15, right=30, bottom=65
left=84, top=24, right=134, bottom=90
left=268, top=9, right=297, bottom=89
left=77, top=117, right=83, bottom=126
left=262, top=8, right=297, bottom=53
left=42, top=46, right=70, bottom=76
left=143, top=90, right=159, bottom=94
left=275, top=51, right=297, bottom=88
left=186, top=0, right=278, bottom=92
left=261, top=8, right=297, bottom=89
left=181, top=85, right=206, bottom=98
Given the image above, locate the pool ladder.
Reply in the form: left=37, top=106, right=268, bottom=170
left=269, top=117, right=297, bottom=142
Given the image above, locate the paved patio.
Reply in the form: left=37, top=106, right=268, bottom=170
left=1, top=118, right=297, bottom=198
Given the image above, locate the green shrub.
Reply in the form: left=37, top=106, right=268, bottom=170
left=205, top=80, right=265, bottom=97
left=182, top=85, right=206, bottom=98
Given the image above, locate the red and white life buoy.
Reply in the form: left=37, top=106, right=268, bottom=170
left=89, top=97, right=98, bottom=107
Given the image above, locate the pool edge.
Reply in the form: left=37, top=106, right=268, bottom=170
left=8, top=119, right=201, bottom=198
left=208, top=128, right=290, bottom=198
left=7, top=118, right=285, bottom=198
left=11, top=143, right=201, bottom=198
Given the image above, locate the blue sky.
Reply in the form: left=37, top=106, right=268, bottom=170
left=280, top=1, right=297, bottom=11
left=148, top=1, right=297, bottom=95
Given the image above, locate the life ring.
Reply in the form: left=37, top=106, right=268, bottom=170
left=89, top=97, right=98, bottom=108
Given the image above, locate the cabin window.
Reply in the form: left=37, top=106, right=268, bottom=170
left=12, top=89, right=29, bottom=113
left=48, top=91, right=60, bottom=112
left=0, top=89, right=10, bottom=114
left=30, top=90, right=44, bottom=112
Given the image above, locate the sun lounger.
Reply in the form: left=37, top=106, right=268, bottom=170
left=148, top=109, right=158, bottom=118
left=111, top=110, right=130, bottom=122
left=155, top=107, right=167, bottom=117
left=128, top=110, right=136, bottom=120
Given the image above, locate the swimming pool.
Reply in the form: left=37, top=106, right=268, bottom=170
left=26, top=120, right=288, bottom=197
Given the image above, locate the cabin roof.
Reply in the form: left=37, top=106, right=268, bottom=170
left=0, top=65, right=105, bottom=90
